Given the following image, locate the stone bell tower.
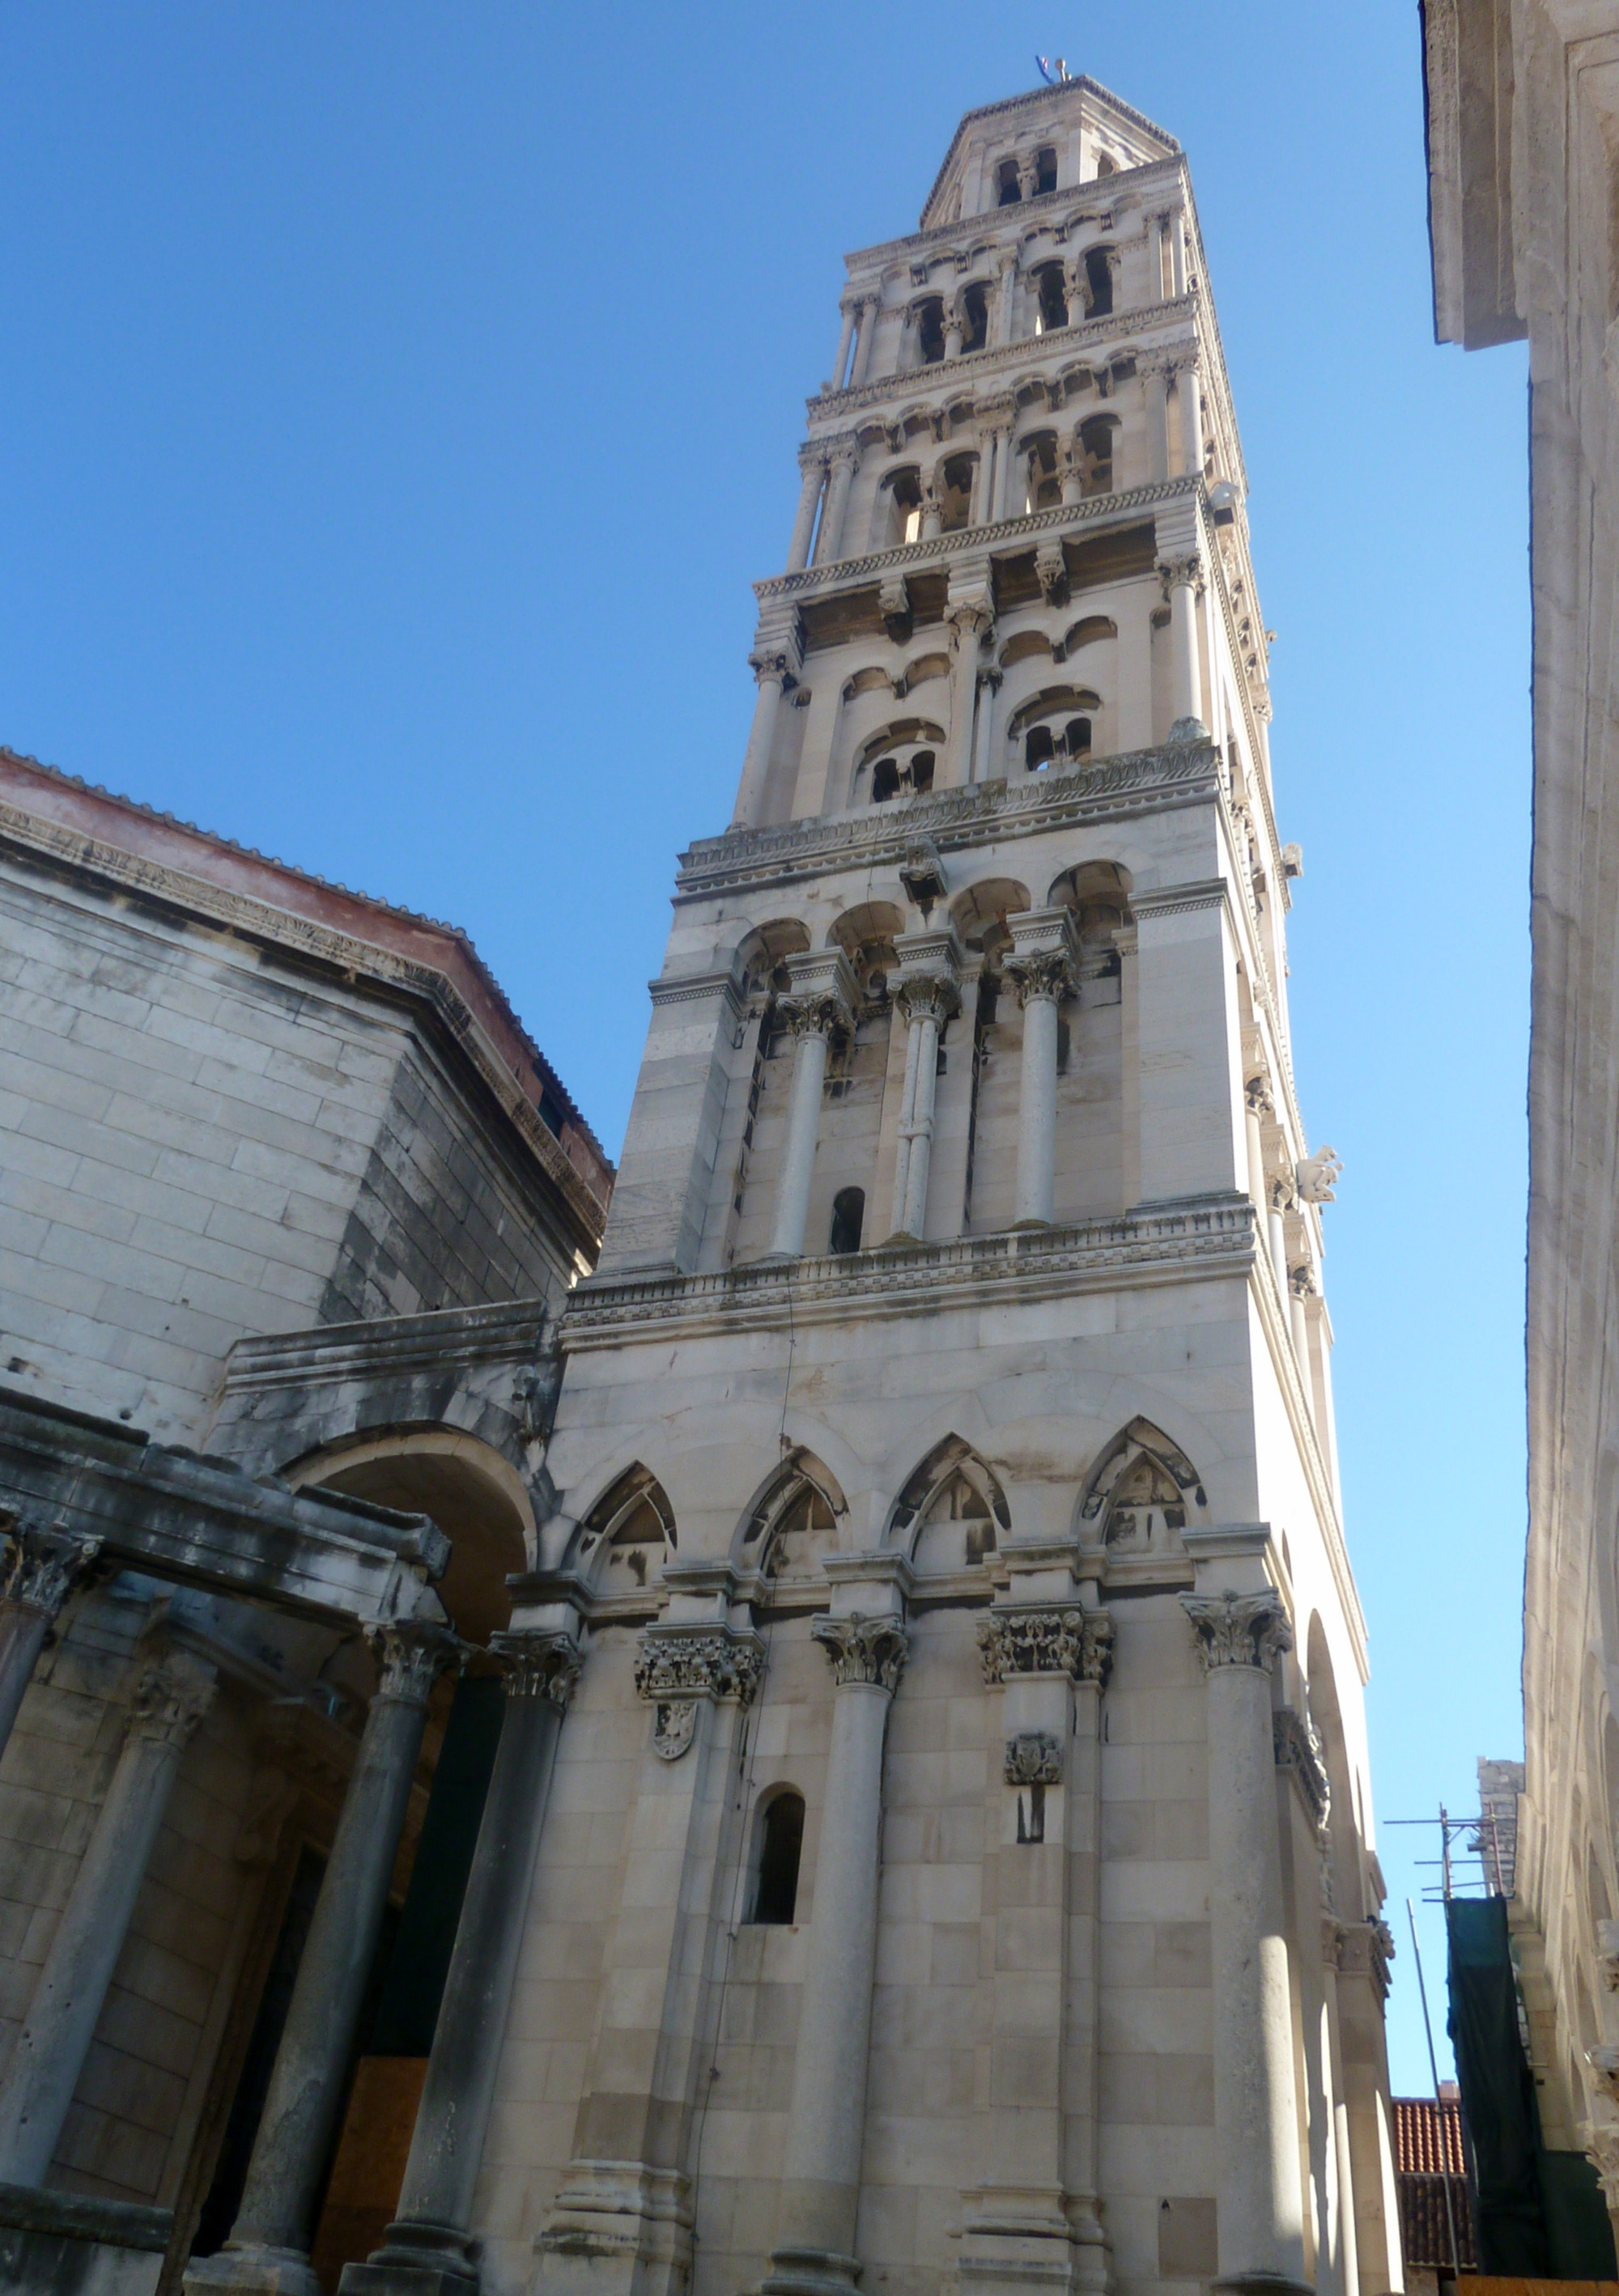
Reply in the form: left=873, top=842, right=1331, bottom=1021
left=339, top=74, right=1400, bottom=2296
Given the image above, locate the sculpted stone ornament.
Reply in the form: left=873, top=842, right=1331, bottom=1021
left=811, top=1611, right=909, bottom=1692
left=1596, top=1917, right=1619, bottom=1991
left=895, top=973, right=960, bottom=1028
left=1004, top=947, right=1075, bottom=1009
left=366, top=1618, right=464, bottom=1707
left=1181, top=1588, right=1293, bottom=1674
left=1, top=1518, right=102, bottom=1623
left=632, top=1625, right=765, bottom=1708
left=898, top=837, right=946, bottom=910
left=130, top=1649, right=218, bottom=1748
left=1590, top=2044, right=1619, bottom=2107
left=1295, top=1146, right=1342, bottom=1203
left=1004, top=1729, right=1064, bottom=1786
left=1156, top=551, right=1206, bottom=602
left=976, top=1606, right=1114, bottom=1687
left=779, top=990, right=854, bottom=1045
left=1583, top=2120, right=1619, bottom=2209
left=1273, top=1705, right=1331, bottom=1832
left=490, top=1627, right=583, bottom=1710
left=651, top=1700, right=699, bottom=1762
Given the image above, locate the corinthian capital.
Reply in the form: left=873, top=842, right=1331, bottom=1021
left=1157, top=552, right=1206, bottom=601
left=129, top=1649, right=217, bottom=1749
left=491, top=1628, right=583, bottom=1710
left=895, top=973, right=960, bottom=1027
left=778, top=989, right=853, bottom=1042
left=2, top=1521, right=102, bottom=1622
left=632, top=1625, right=764, bottom=1706
left=1004, top=949, right=1075, bottom=1008
left=367, top=1618, right=464, bottom=1707
left=1181, top=1589, right=1292, bottom=1674
left=977, top=1605, right=1113, bottom=1687
left=812, top=1611, right=908, bottom=1692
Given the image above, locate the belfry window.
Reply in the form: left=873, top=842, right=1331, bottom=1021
left=1023, top=717, right=1092, bottom=770
left=996, top=158, right=1022, bottom=206
left=1035, top=146, right=1058, bottom=195
left=752, top=1793, right=805, bottom=1925
left=866, top=746, right=933, bottom=804
left=916, top=297, right=946, bottom=365
left=960, top=282, right=989, bottom=354
left=1084, top=247, right=1114, bottom=317
left=1025, top=726, right=1056, bottom=770
left=1033, top=264, right=1069, bottom=334
left=829, top=1186, right=865, bottom=1254
left=1077, top=414, right=1116, bottom=496
left=937, top=453, right=974, bottom=533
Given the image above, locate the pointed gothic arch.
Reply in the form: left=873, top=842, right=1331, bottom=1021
left=1076, top=1418, right=1207, bottom=1555
left=887, top=1435, right=1010, bottom=1570
left=569, top=1462, right=676, bottom=1593
left=737, top=1452, right=847, bottom=1581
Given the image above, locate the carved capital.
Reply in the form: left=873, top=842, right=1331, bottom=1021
left=1273, top=1705, right=1331, bottom=1831
left=778, top=990, right=853, bottom=1043
left=977, top=1606, right=1113, bottom=1687
left=1004, top=948, right=1075, bottom=1008
left=1181, top=1589, right=1291, bottom=1674
left=1005, top=1729, right=1064, bottom=1785
left=1, top=1521, right=102, bottom=1623
left=1036, top=541, right=1069, bottom=605
left=1157, top=552, right=1206, bottom=601
left=367, top=1619, right=463, bottom=1708
left=129, top=1649, right=216, bottom=1749
left=1333, top=1917, right=1394, bottom=2001
left=749, top=649, right=795, bottom=690
left=632, top=1626, right=764, bottom=1706
left=1583, top=2120, right=1619, bottom=2207
left=1591, top=2047, right=1619, bottom=2107
left=811, top=1611, right=908, bottom=1692
left=491, top=1628, right=583, bottom=1711
left=896, top=973, right=961, bottom=1027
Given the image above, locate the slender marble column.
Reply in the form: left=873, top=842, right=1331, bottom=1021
left=849, top=295, right=878, bottom=389
left=787, top=457, right=825, bottom=575
left=945, top=311, right=965, bottom=360
left=341, top=1630, right=583, bottom=2296
left=888, top=959, right=960, bottom=1239
left=761, top=1610, right=908, bottom=2296
left=1143, top=365, right=1171, bottom=483
left=997, top=436, right=1025, bottom=522
left=829, top=303, right=856, bottom=393
left=971, top=667, right=1000, bottom=783
left=0, top=1644, right=215, bottom=2187
left=0, top=1521, right=101, bottom=1761
left=188, top=1621, right=461, bottom=2296
left=1320, top=1927, right=1362, bottom=2296
left=768, top=954, right=857, bottom=1260
left=812, top=446, right=857, bottom=567
left=1158, top=553, right=1207, bottom=735
left=1176, top=355, right=1204, bottom=478
left=1005, top=910, right=1079, bottom=1229
left=995, top=256, right=1018, bottom=346
left=1181, top=1592, right=1310, bottom=2296
left=920, top=474, right=942, bottom=541
left=733, top=650, right=794, bottom=828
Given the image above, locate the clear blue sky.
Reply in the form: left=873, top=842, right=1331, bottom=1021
left=2, top=4, right=1529, bottom=2092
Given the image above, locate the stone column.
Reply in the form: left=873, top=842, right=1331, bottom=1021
left=1175, top=354, right=1204, bottom=479
left=829, top=302, right=856, bottom=393
left=1320, top=1925, right=1362, bottom=2296
left=812, top=444, right=858, bottom=567
left=1158, top=554, right=1207, bottom=736
left=0, top=1644, right=215, bottom=2187
left=1060, top=440, right=1086, bottom=507
left=787, top=454, right=826, bottom=575
left=768, top=951, right=858, bottom=1260
left=187, top=1621, right=461, bottom=2296
left=849, top=295, right=879, bottom=389
left=733, top=635, right=799, bottom=828
left=995, top=254, right=1018, bottom=346
left=0, top=1521, right=101, bottom=1762
left=945, top=308, right=965, bottom=361
left=919, top=473, right=942, bottom=541
left=970, top=439, right=994, bottom=526
left=1143, top=364, right=1171, bottom=483
left=888, top=932, right=962, bottom=1240
left=341, top=1629, right=583, bottom=2296
left=1181, top=1591, right=1310, bottom=2296
left=962, top=1604, right=1113, bottom=2296
left=944, top=592, right=992, bottom=786
left=971, top=666, right=1001, bottom=783
left=761, top=1607, right=909, bottom=2296
left=997, top=436, right=1025, bottom=522
left=1005, top=909, right=1080, bottom=1229
left=1169, top=209, right=1189, bottom=297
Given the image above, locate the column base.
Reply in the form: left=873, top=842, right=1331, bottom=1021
left=184, top=2243, right=322, bottom=2296
left=339, top=2217, right=481, bottom=2296
left=758, top=2244, right=864, bottom=2296
left=954, top=2187, right=1108, bottom=2296
left=533, top=2161, right=693, bottom=2296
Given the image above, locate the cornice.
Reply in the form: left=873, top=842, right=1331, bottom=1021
left=674, top=740, right=1219, bottom=905
left=564, top=1196, right=1256, bottom=1350
left=754, top=476, right=1197, bottom=608
left=805, top=294, right=1197, bottom=422
left=221, top=1297, right=554, bottom=1398
left=0, top=803, right=609, bottom=1250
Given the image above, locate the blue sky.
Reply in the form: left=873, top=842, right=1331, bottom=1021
left=1, top=4, right=1530, bottom=2092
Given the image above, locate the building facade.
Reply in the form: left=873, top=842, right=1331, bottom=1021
left=0, top=71, right=1400, bottom=2296
left=1420, top=0, right=1619, bottom=2221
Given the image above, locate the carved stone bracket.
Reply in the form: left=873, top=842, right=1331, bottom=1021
left=1181, top=1589, right=1292, bottom=1674
left=977, top=1606, right=1113, bottom=1687
left=490, top=1627, right=583, bottom=1711
left=1035, top=541, right=1069, bottom=606
left=1, top=1520, right=102, bottom=1624
left=632, top=1625, right=765, bottom=1707
left=811, top=1611, right=909, bottom=1693
left=1273, top=1705, right=1331, bottom=1832
left=1004, top=1729, right=1064, bottom=1786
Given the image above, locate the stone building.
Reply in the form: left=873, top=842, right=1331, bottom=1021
left=1420, top=0, right=1619, bottom=2219
left=0, top=70, right=1400, bottom=2296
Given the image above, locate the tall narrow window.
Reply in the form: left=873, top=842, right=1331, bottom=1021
left=1035, top=146, right=1058, bottom=195
left=829, top=1187, right=865, bottom=1254
left=1084, top=247, right=1114, bottom=317
left=996, top=158, right=1022, bottom=206
left=753, top=1793, right=805, bottom=1925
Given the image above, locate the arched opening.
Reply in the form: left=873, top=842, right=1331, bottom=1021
left=916, top=297, right=946, bottom=365
left=878, top=465, right=924, bottom=549
left=1009, top=688, right=1102, bottom=773
left=734, top=917, right=812, bottom=999
left=1048, top=858, right=1132, bottom=945
left=1094, top=152, right=1116, bottom=179
left=829, top=1186, right=865, bottom=1255
left=572, top=1464, right=676, bottom=1592
left=996, top=158, right=1022, bottom=206
left=948, top=876, right=1031, bottom=960
left=1032, top=264, right=1069, bottom=334
left=1077, top=413, right=1118, bottom=496
left=1026, top=724, right=1056, bottom=771
left=1083, top=247, right=1114, bottom=318
left=937, top=452, right=975, bottom=533
left=1020, top=430, right=1062, bottom=511
left=1077, top=1417, right=1207, bottom=1545
left=1035, top=146, right=1058, bottom=196
left=960, top=282, right=989, bottom=353
left=890, top=1434, right=1011, bottom=1568
left=852, top=721, right=943, bottom=808
left=751, top=1791, right=805, bottom=1925
left=739, top=1457, right=843, bottom=1581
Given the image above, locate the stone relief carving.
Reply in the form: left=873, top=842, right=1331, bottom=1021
left=0, top=1519, right=102, bottom=1623
left=1273, top=1704, right=1331, bottom=1832
left=811, top=1611, right=909, bottom=1692
left=1181, top=1589, right=1293, bottom=1674
left=1004, top=1729, right=1064, bottom=1785
left=632, top=1627, right=765, bottom=1708
left=650, top=1701, right=699, bottom=1762
left=491, top=1628, right=583, bottom=1710
left=367, top=1619, right=464, bottom=1708
left=977, top=1606, right=1114, bottom=1687
left=1295, top=1147, right=1342, bottom=1203
left=130, top=1649, right=218, bottom=1748
left=1004, top=948, right=1076, bottom=1008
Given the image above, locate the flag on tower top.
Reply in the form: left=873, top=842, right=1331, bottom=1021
left=1035, top=54, right=1071, bottom=84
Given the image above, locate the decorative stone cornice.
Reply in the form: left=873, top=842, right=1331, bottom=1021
left=129, top=1649, right=217, bottom=1748
left=1, top=1520, right=101, bottom=1622
left=1005, top=1730, right=1064, bottom=1785
left=977, top=1605, right=1114, bottom=1687
left=675, top=742, right=1221, bottom=907
left=632, top=1624, right=765, bottom=1705
left=1181, top=1589, right=1292, bottom=1674
left=490, top=1628, right=583, bottom=1709
left=811, top=1611, right=909, bottom=1691
left=1273, top=1704, right=1331, bottom=1832
left=367, top=1619, right=464, bottom=1707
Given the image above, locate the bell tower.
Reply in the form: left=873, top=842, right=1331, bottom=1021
left=509, top=74, right=1397, bottom=2296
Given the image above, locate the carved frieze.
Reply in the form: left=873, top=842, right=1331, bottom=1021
left=811, top=1611, right=909, bottom=1692
left=1181, top=1589, right=1292, bottom=1674
left=976, top=1606, right=1113, bottom=1687
left=632, top=1626, right=764, bottom=1707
